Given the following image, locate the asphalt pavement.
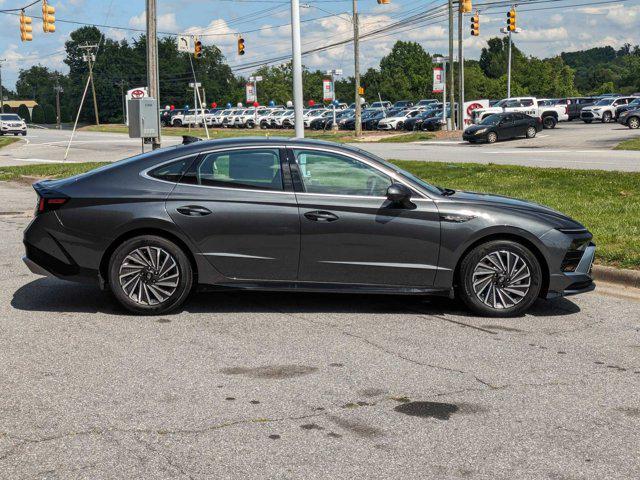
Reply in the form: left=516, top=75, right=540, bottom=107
left=1, top=121, right=639, bottom=171
left=1, top=180, right=639, bottom=479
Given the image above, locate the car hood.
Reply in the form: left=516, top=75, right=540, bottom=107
left=446, top=190, right=586, bottom=230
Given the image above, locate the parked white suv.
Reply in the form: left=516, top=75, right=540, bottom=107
left=472, top=97, right=568, bottom=129
left=171, top=109, right=212, bottom=127
left=580, top=96, right=638, bottom=123
left=0, top=114, right=27, bottom=136
left=377, top=109, right=422, bottom=130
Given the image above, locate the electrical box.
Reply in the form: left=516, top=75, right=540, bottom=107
left=128, top=97, right=159, bottom=138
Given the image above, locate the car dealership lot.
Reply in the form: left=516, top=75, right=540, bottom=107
left=1, top=179, right=639, bottom=478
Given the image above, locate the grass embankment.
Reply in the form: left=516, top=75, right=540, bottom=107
left=0, top=137, right=20, bottom=149
left=81, top=124, right=430, bottom=143
left=614, top=137, right=640, bottom=150
left=1, top=159, right=638, bottom=269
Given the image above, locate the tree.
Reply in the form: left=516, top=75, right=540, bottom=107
left=377, top=41, right=434, bottom=101
left=44, top=104, right=57, bottom=124
left=31, top=105, right=45, bottom=123
left=17, top=104, right=31, bottom=122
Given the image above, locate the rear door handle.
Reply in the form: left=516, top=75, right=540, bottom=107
left=176, top=205, right=212, bottom=217
left=304, top=210, right=339, bottom=222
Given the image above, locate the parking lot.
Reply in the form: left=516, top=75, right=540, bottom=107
left=1, top=167, right=639, bottom=478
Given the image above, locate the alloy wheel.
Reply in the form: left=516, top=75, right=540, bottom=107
left=629, top=117, right=640, bottom=129
left=472, top=250, right=531, bottom=310
left=118, top=246, right=180, bottom=306
left=526, top=126, right=536, bottom=138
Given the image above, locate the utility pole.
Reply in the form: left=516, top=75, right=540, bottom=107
left=115, top=79, right=126, bottom=123
left=458, top=7, right=464, bottom=129
left=79, top=44, right=100, bottom=125
left=448, top=0, right=455, bottom=129
left=507, top=31, right=512, bottom=98
left=146, top=0, right=161, bottom=149
left=353, top=0, right=362, bottom=137
left=0, top=59, right=5, bottom=113
left=54, top=83, right=63, bottom=129
left=290, top=0, right=304, bottom=138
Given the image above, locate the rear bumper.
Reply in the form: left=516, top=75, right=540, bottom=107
left=22, top=255, right=52, bottom=277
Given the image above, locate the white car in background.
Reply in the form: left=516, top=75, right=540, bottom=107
left=580, top=96, right=638, bottom=123
left=303, top=109, right=329, bottom=127
left=258, top=109, right=284, bottom=128
left=0, top=114, right=27, bottom=136
left=171, top=109, right=214, bottom=127
left=377, top=109, right=422, bottom=130
left=472, top=97, right=568, bottom=129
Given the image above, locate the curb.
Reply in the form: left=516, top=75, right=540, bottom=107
left=592, top=265, right=640, bottom=289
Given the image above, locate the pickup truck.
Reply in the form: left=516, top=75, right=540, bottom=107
left=471, top=97, right=568, bottom=129
left=171, top=109, right=214, bottom=127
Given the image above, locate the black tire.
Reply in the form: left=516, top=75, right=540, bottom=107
left=542, top=116, right=557, bottom=129
left=108, top=235, right=193, bottom=315
left=22, top=132, right=27, bottom=136
left=173, top=119, right=183, bottom=127
left=628, top=117, right=640, bottom=129
left=457, top=240, right=542, bottom=317
left=396, top=121, right=404, bottom=131
left=525, top=126, right=537, bottom=138
left=486, top=131, right=498, bottom=144
left=583, top=120, right=592, bottom=124
left=602, top=111, right=612, bottom=123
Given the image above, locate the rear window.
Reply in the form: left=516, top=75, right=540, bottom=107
left=148, top=157, right=196, bottom=183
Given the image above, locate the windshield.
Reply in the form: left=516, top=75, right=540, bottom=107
left=629, top=99, right=640, bottom=106
left=480, top=114, right=503, bottom=126
left=595, top=99, right=614, bottom=106
left=0, top=114, right=21, bottom=121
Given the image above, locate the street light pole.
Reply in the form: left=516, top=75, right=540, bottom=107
left=448, top=0, right=455, bottom=130
left=507, top=30, right=512, bottom=98
left=353, top=0, right=362, bottom=137
left=326, top=68, right=342, bottom=130
left=0, top=59, right=5, bottom=113
left=458, top=8, right=464, bottom=129
left=291, top=0, right=304, bottom=138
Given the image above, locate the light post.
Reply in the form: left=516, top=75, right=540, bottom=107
left=500, top=26, right=520, bottom=98
left=249, top=75, right=263, bottom=128
left=434, top=56, right=449, bottom=130
left=290, top=0, right=304, bottom=137
left=326, top=68, right=342, bottom=130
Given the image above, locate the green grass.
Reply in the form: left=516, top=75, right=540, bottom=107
left=614, top=137, right=640, bottom=150
left=1, top=159, right=639, bottom=269
left=377, top=132, right=435, bottom=143
left=0, top=137, right=20, bottom=149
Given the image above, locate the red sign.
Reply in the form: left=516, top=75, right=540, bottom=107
left=131, top=89, right=145, bottom=99
left=432, top=67, right=444, bottom=93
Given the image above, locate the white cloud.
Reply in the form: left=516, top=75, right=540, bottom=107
left=518, top=27, right=569, bottom=42
left=129, top=11, right=178, bottom=32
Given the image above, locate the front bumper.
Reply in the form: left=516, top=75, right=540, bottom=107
left=580, top=110, right=602, bottom=120
left=1, top=125, right=26, bottom=133
left=547, top=243, right=596, bottom=298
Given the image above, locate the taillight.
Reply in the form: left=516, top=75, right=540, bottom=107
left=37, top=196, right=68, bottom=214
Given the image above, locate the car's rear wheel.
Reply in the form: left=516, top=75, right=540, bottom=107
left=542, top=116, right=557, bottom=129
left=583, top=119, right=592, bottom=124
left=457, top=240, right=542, bottom=317
left=525, top=126, right=537, bottom=138
left=486, top=132, right=498, bottom=143
left=628, top=117, right=640, bottom=129
left=602, top=111, right=612, bottom=123
left=173, top=119, right=183, bottom=127
left=108, top=235, right=193, bottom=315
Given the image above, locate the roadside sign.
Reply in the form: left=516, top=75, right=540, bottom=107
left=177, top=35, right=192, bottom=53
left=433, top=67, right=444, bottom=93
left=462, top=99, right=490, bottom=126
left=323, top=79, right=334, bottom=102
left=246, top=83, right=256, bottom=103
left=125, top=87, right=149, bottom=125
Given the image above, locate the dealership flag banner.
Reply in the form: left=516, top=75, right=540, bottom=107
left=323, top=79, right=335, bottom=102
left=432, top=67, right=444, bottom=93
left=245, top=83, right=256, bottom=103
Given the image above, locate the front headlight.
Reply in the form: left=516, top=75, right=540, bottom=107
left=592, top=108, right=601, bottom=112
left=474, top=128, right=488, bottom=134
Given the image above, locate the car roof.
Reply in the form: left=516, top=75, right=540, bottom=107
left=167, top=137, right=369, bottom=155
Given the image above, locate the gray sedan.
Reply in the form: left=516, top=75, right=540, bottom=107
left=23, top=137, right=595, bottom=316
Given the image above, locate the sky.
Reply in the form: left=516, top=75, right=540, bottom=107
left=1, top=0, right=639, bottom=91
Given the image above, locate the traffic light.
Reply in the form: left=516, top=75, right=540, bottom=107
left=376, top=0, right=390, bottom=4
left=470, top=12, right=479, bottom=36
left=460, top=0, right=472, bottom=13
left=358, top=86, right=364, bottom=95
left=42, top=0, right=55, bottom=33
left=237, top=37, right=245, bottom=56
left=19, top=10, right=33, bottom=42
left=507, top=8, right=516, bottom=32
left=194, top=39, right=203, bottom=59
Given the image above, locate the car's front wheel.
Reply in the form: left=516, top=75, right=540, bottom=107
left=457, top=240, right=542, bottom=317
left=108, top=235, right=193, bottom=315
left=542, top=116, right=557, bottom=129
left=486, top=131, right=498, bottom=143
left=628, top=117, right=640, bottom=129
left=602, top=111, right=612, bottom=123
left=173, top=119, right=183, bottom=127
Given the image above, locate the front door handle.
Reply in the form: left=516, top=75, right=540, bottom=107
left=176, top=205, right=212, bottom=217
left=304, top=210, right=339, bottom=222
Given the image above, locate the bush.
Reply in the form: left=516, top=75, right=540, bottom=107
left=43, top=104, right=57, bottom=124
left=17, top=104, right=31, bottom=123
left=31, top=105, right=45, bottom=124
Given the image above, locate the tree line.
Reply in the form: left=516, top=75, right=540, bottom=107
left=4, top=26, right=640, bottom=124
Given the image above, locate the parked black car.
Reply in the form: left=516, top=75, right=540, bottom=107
left=617, top=108, right=640, bottom=129
left=463, top=112, right=542, bottom=143
left=23, top=137, right=595, bottom=317
left=393, top=100, right=414, bottom=109
left=616, top=98, right=640, bottom=118
left=405, top=109, right=442, bottom=131
left=419, top=110, right=449, bottom=131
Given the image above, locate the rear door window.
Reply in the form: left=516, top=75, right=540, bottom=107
left=148, top=157, right=197, bottom=183
left=182, top=148, right=283, bottom=191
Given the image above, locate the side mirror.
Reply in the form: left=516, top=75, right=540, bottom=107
left=386, top=183, right=413, bottom=207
